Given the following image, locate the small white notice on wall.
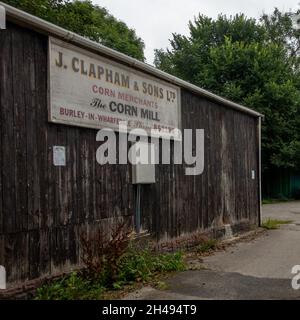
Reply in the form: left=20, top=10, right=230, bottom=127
left=251, top=170, right=255, bottom=180
left=53, top=146, right=66, bottom=166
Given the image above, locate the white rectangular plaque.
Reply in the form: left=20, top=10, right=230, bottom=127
left=53, top=146, right=66, bottom=166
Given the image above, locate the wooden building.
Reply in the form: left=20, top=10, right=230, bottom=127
left=0, top=3, right=263, bottom=290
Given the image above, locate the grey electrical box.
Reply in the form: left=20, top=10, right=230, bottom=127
left=132, top=163, right=156, bottom=184
left=131, top=142, right=156, bottom=184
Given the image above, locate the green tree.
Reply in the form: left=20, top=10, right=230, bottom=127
left=154, top=11, right=300, bottom=171
left=261, top=8, right=300, bottom=58
left=3, top=0, right=145, bottom=61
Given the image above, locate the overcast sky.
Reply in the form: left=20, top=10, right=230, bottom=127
left=94, top=1, right=299, bottom=64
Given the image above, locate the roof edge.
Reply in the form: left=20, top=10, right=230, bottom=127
left=0, top=2, right=263, bottom=118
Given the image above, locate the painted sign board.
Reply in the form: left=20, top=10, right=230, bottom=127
left=49, top=37, right=181, bottom=139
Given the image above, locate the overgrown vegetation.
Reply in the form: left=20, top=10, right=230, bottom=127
left=35, top=222, right=186, bottom=300
left=261, top=218, right=292, bottom=229
left=116, top=248, right=185, bottom=287
left=80, top=221, right=133, bottom=285
left=35, top=272, right=104, bottom=300
left=35, top=249, right=185, bottom=300
left=196, top=239, right=219, bottom=254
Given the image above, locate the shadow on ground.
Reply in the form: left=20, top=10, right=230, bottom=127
left=124, top=269, right=300, bottom=300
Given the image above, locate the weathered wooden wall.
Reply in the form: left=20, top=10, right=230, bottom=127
left=141, top=91, right=259, bottom=239
left=0, top=22, right=259, bottom=287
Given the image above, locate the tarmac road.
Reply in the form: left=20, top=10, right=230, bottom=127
left=124, top=201, right=300, bottom=300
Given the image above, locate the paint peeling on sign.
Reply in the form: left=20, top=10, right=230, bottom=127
left=49, top=37, right=181, bottom=139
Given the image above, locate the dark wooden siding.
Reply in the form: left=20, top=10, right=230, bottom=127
left=140, top=91, right=259, bottom=239
left=0, top=22, right=259, bottom=286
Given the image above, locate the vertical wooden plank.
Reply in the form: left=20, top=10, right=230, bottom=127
left=69, top=225, right=78, bottom=266
left=50, top=227, right=60, bottom=272
left=0, top=235, right=4, bottom=268
left=56, top=126, right=68, bottom=226
left=0, top=26, right=4, bottom=235
left=201, top=97, right=209, bottom=230
left=95, top=134, right=101, bottom=221
left=169, top=141, right=176, bottom=237
left=34, top=32, right=48, bottom=229
left=28, top=229, right=40, bottom=280
left=87, top=130, right=96, bottom=223
left=47, top=124, right=57, bottom=229
left=233, top=112, right=241, bottom=222
left=207, top=101, right=217, bottom=227
left=193, top=96, right=204, bottom=230
left=24, top=31, right=40, bottom=231
left=77, top=130, right=85, bottom=224
left=12, top=26, right=27, bottom=233
left=245, top=116, right=251, bottom=221
left=83, top=134, right=90, bottom=222
left=159, top=141, right=166, bottom=238
left=249, top=117, right=259, bottom=225
left=1, top=25, right=16, bottom=234
left=39, top=229, right=51, bottom=277
left=223, top=108, right=236, bottom=224
left=66, top=127, right=77, bottom=226
left=19, top=231, right=29, bottom=282
left=5, top=234, right=17, bottom=285
left=4, top=231, right=27, bottom=286
left=203, top=98, right=210, bottom=230
left=89, top=130, right=97, bottom=223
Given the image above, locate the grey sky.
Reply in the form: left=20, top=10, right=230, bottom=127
left=94, top=1, right=299, bottom=64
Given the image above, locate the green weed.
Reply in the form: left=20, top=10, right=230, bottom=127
left=196, top=239, right=218, bottom=253
left=261, top=218, right=292, bottom=230
left=35, top=248, right=186, bottom=300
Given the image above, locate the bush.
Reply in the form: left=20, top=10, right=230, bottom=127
left=80, top=221, right=133, bottom=285
left=35, top=246, right=186, bottom=299
left=196, top=239, right=218, bottom=254
left=35, top=272, right=104, bottom=300
left=116, top=248, right=186, bottom=285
